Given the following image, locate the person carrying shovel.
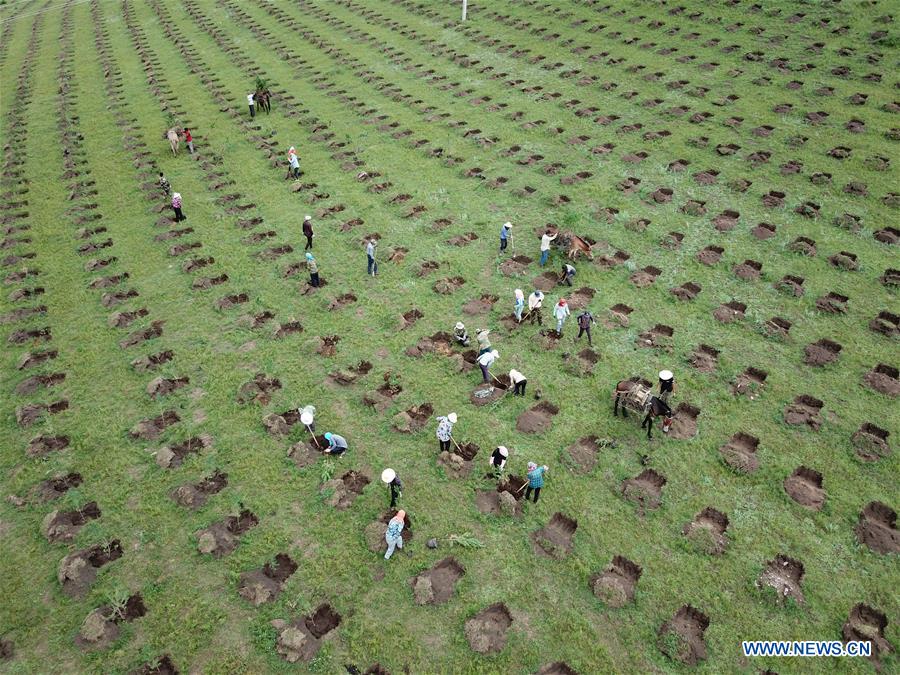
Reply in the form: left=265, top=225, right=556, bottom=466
left=477, top=349, right=499, bottom=384
left=435, top=412, right=457, bottom=452
left=298, top=404, right=317, bottom=442
left=382, top=468, right=403, bottom=508
left=527, top=290, right=545, bottom=325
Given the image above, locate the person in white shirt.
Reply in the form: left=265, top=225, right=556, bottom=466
left=247, top=92, right=255, bottom=118
left=540, top=229, right=558, bottom=266
left=477, top=349, right=499, bottom=384
left=527, top=290, right=544, bottom=325
left=553, top=298, right=571, bottom=335
left=509, top=369, right=527, bottom=396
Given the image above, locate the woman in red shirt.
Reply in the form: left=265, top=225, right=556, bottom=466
left=184, top=128, right=194, bottom=154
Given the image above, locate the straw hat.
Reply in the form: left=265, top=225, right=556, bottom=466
left=503, top=221, right=512, bottom=228
left=381, top=468, right=396, bottom=483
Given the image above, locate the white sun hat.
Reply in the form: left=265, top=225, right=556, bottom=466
left=503, top=221, right=512, bottom=228
left=455, top=322, right=465, bottom=330
left=300, top=410, right=314, bottom=426
left=381, top=468, right=396, bottom=483
left=498, top=446, right=509, bottom=458
left=659, top=370, right=674, bottom=380
left=448, top=412, right=458, bottom=424
left=304, top=215, right=311, bottom=221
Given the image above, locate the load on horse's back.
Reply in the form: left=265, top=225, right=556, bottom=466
left=254, top=76, right=272, bottom=114
left=556, top=230, right=595, bottom=260
left=612, top=378, right=673, bottom=439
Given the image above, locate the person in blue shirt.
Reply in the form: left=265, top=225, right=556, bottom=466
left=384, top=510, right=406, bottom=560
left=366, top=239, right=378, bottom=276
left=500, top=221, right=512, bottom=252
left=525, top=462, right=549, bottom=503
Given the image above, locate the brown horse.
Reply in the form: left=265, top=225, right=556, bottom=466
left=613, top=379, right=673, bottom=440
left=556, top=231, right=595, bottom=260
left=255, top=88, right=272, bottom=114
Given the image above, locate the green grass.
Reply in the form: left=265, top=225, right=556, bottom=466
left=1, top=0, right=897, bottom=672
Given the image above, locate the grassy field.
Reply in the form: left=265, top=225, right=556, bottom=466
left=0, top=0, right=897, bottom=672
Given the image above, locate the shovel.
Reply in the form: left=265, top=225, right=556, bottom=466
left=307, top=426, right=320, bottom=448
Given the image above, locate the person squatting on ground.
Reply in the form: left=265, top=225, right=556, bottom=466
left=435, top=412, right=457, bottom=452
left=514, top=288, right=525, bottom=322
left=489, top=446, right=509, bottom=477
left=477, top=349, right=499, bottom=384
left=184, top=128, right=194, bottom=154
left=302, top=215, right=314, bottom=250
left=509, top=368, right=527, bottom=396
left=367, top=239, right=378, bottom=276
left=525, top=462, right=548, bottom=503
left=658, top=370, right=676, bottom=405
left=499, top=221, right=512, bottom=252
left=382, top=468, right=403, bottom=508
left=384, top=510, right=406, bottom=560
left=576, top=310, right=595, bottom=347
left=247, top=92, right=255, bottom=117
left=553, top=298, right=571, bottom=335
left=323, top=432, right=348, bottom=456
left=158, top=172, right=170, bottom=195
left=454, top=322, right=470, bottom=346
left=476, top=328, right=492, bottom=356
left=172, top=192, right=186, bottom=221
left=562, top=263, right=576, bottom=287
left=306, top=252, right=320, bottom=287
left=540, top=229, right=558, bottom=266
left=288, top=146, right=300, bottom=179
left=528, top=290, right=544, bottom=325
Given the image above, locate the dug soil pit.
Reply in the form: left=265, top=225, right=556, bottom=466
left=58, top=540, right=124, bottom=597
left=719, top=432, right=760, bottom=473
left=33, top=472, right=83, bottom=502
left=637, top=324, right=674, bottom=351
left=766, top=316, right=793, bottom=339
left=170, top=470, right=228, bottom=509
left=690, top=345, right=720, bottom=372
left=532, top=512, right=578, bottom=559
left=146, top=376, right=188, bottom=399
left=433, top=276, right=465, bottom=294
left=398, top=308, right=423, bottom=330
left=713, top=301, right=746, bottom=323
left=602, top=303, right=633, bottom=329
left=26, top=434, right=70, bottom=457
left=438, top=442, right=480, bottom=478
left=671, top=282, right=701, bottom=301
left=697, top=245, right=723, bottom=265
left=406, top=331, right=455, bottom=358
left=784, top=466, right=825, bottom=510
left=471, top=378, right=508, bottom=405
left=275, top=604, right=342, bottom=663
left=784, top=395, right=823, bottom=430
left=321, top=471, right=370, bottom=510
left=732, top=367, right=767, bottom=398
left=863, top=364, right=899, bottom=396
left=363, top=381, right=402, bottom=413
left=870, top=311, right=899, bottom=337
left=622, top=469, right=667, bottom=511
left=565, top=436, right=607, bottom=473
left=733, top=259, right=762, bottom=281
left=590, top=556, right=642, bottom=608
left=410, top=557, right=465, bottom=605
left=365, top=511, right=413, bottom=553
left=288, top=435, right=328, bottom=469
left=776, top=275, right=805, bottom=297
left=238, top=373, right=282, bottom=404
left=42, top=502, right=101, bottom=543
left=462, top=294, right=499, bottom=316
left=328, top=360, right=372, bottom=386
left=499, top=255, right=532, bottom=276
left=568, top=286, right=595, bottom=310
left=842, top=604, right=893, bottom=665
left=758, top=555, right=805, bottom=604
left=630, top=266, right=661, bottom=288
left=75, top=594, right=146, bottom=651
left=804, top=339, right=842, bottom=367
left=464, top=603, right=513, bottom=655
left=855, top=502, right=899, bottom=554
left=392, top=403, right=433, bottom=433
left=853, top=423, right=891, bottom=462
left=327, top=293, right=357, bottom=311
left=536, top=663, right=578, bottom=675
left=417, top=260, right=439, bottom=276
left=133, top=654, right=177, bottom=674
left=538, top=328, right=563, bottom=350
left=789, top=236, right=817, bottom=256
left=658, top=605, right=709, bottom=666
left=682, top=508, right=729, bottom=555
left=447, top=232, right=479, bottom=247
left=516, top=401, right=559, bottom=433
left=238, top=554, right=299, bottom=606
left=316, top=335, right=341, bottom=357
left=475, top=489, right=518, bottom=516
left=129, top=410, right=180, bottom=440
left=815, top=291, right=848, bottom=313
left=532, top=271, right=560, bottom=292
left=197, top=509, right=259, bottom=557
left=155, top=435, right=212, bottom=469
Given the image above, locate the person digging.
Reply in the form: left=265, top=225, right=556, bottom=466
left=323, top=432, right=348, bottom=456
left=489, top=446, right=509, bottom=478
left=476, top=328, right=492, bottom=356
left=527, top=290, right=544, bottom=326
left=524, top=462, right=549, bottom=503
left=382, top=468, right=403, bottom=509
left=477, top=349, right=499, bottom=384
left=435, top=412, right=457, bottom=453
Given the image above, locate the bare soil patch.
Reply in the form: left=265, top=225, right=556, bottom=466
left=238, top=553, right=298, bottom=606
left=719, top=432, right=760, bottom=473
left=197, top=509, right=259, bottom=557
left=784, top=395, right=823, bottom=430
left=58, top=541, right=123, bottom=597
left=499, top=255, right=532, bottom=276
left=130, top=410, right=180, bottom=440
left=438, top=442, right=479, bottom=478
left=856, top=502, right=899, bottom=554
left=784, top=467, right=825, bottom=510
left=804, top=338, right=842, bottom=366
left=411, top=557, right=465, bottom=605
left=713, top=300, right=746, bottom=323
left=732, top=367, right=767, bottom=398
left=516, top=401, right=559, bottom=433
left=668, top=403, right=700, bottom=439
left=462, top=293, right=498, bottom=316
left=76, top=594, right=145, bottom=651
left=622, top=469, right=667, bottom=511
left=532, top=512, right=577, bottom=559
left=682, top=508, right=729, bottom=555
left=42, top=502, right=101, bottom=543
left=658, top=605, right=709, bottom=665
left=590, top=555, right=642, bottom=608
left=464, top=603, right=513, bottom=654
left=690, top=344, right=719, bottom=372
left=170, top=470, right=228, bottom=509
left=32, top=472, right=82, bottom=502
left=155, top=435, right=212, bottom=469
left=863, top=364, right=898, bottom=396
left=321, top=471, right=370, bottom=509
left=565, top=436, right=606, bottom=473
left=433, top=276, right=465, bottom=294
left=852, top=423, right=891, bottom=461
left=758, top=554, right=805, bottom=604
left=636, top=324, right=674, bottom=351
left=842, top=604, right=892, bottom=666
left=238, top=373, right=282, bottom=404
left=392, top=403, right=433, bottom=433
left=26, top=434, right=70, bottom=457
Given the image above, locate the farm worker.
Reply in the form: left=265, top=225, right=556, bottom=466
left=306, top=252, right=320, bottom=287
left=477, top=349, right=499, bottom=384
left=576, top=310, right=595, bottom=347
left=658, top=370, right=676, bottom=405
left=476, top=328, right=492, bottom=355
left=539, top=229, right=558, bottom=266
left=288, top=147, right=300, bottom=178
left=247, top=92, right=255, bottom=117
left=527, top=290, right=544, bottom=325
left=157, top=172, right=171, bottom=195
left=509, top=369, right=527, bottom=396
left=454, top=322, right=470, bottom=346
left=489, top=446, right=509, bottom=476
left=298, top=404, right=315, bottom=432
left=382, top=468, right=403, bottom=508
left=366, top=239, right=378, bottom=276
left=499, top=221, right=512, bottom=252
left=561, top=263, right=576, bottom=287
left=171, top=192, right=186, bottom=222
left=525, top=462, right=549, bottom=503
left=553, top=298, right=571, bottom=335
left=514, top=288, right=525, bottom=322
left=184, top=128, right=194, bottom=154
left=435, top=412, right=457, bottom=452
left=302, top=215, right=314, bottom=250
left=323, top=432, right=348, bottom=456
left=384, top=510, right=406, bottom=560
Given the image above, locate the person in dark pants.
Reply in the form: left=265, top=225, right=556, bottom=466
left=489, top=446, right=508, bottom=477
left=158, top=172, right=171, bottom=195
left=527, top=290, right=544, bottom=325
left=658, top=369, right=675, bottom=405
left=323, top=432, right=348, bottom=456
left=509, top=369, right=527, bottom=396
left=172, top=192, right=186, bottom=222
left=500, top=221, right=511, bottom=252
left=247, top=92, right=255, bottom=118
left=435, top=412, right=457, bottom=452
left=382, top=468, right=402, bottom=507
left=306, top=252, right=319, bottom=287
left=366, top=239, right=378, bottom=276
left=525, top=462, right=548, bottom=503
left=561, top=263, right=576, bottom=286
left=576, top=310, right=595, bottom=347
left=184, top=128, right=194, bottom=154
left=302, top=215, right=314, bottom=250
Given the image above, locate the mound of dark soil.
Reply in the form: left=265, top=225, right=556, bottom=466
left=171, top=470, right=228, bottom=509
left=411, top=557, right=465, bottom=605
left=668, top=404, right=700, bottom=439
left=42, top=502, right=101, bottom=543
left=765, top=316, right=793, bottom=339
left=433, top=276, right=465, bottom=294
left=671, top=282, right=701, bottom=301
left=536, top=663, right=578, bottom=675
left=856, top=502, right=899, bottom=554
left=155, top=435, right=212, bottom=469
left=26, top=434, right=70, bottom=457
left=316, top=335, right=340, bottom=356
left=758, top=554, right=805, bottom=604
left=499, top=255, right=532, bottom=276
left=321, top=471, right=370, bottom=510
left=197, top=510, right=259, bottom=557
left=398, top=309, right=423, bottom=330
left=327, top=293, right=357, bottom=311
left=464, top=603, right=513, bottom=654
left=719, top=432, right=760, bottom=473
left=438, top=442, right=479, bottom=478
left=842, top=604, right=892, bottom=665
left=682, top=508, right=729, bottom=555
left=622, top=469, right=667, bottom=510
left=392, top=403, right=433, bottom=433
left=775, top=274, right=804, bottom=296
left=636, top=324, right=674, bottom=351
left=713, top=301, right=746, bottom=323
left=76, top=594, right=145, bottom=650
left=784, top=395, right=823, bottom=430
left=32, top=472, right=82, bottom=502
left=732, top=367, right=767, bottom=398
left=630, top=266, right=661, bottom=288
left=238, top=373, right=282, bottom=405
left=516, top=401, right=559, bottom=433
left=784, top=467, right=825, bottom=510
left=690, top=345, right=719, bottom=372
left=130, top=410, right=180, bottom=440
left=804, top=338, right=842, bottom=366
left=58, top=541, right=123, bottom=597
left=275, top=603, right=341, bottom=663
left=532, top=512, right=578, bottom=559
left=462, top=293, right=498, bottom=316
left=590, top=556, right=642, bottom=608
left=238, top=553, right=298, bottom=606
left=852, top=423, right=891, bottom=462
left=131, top=350, right=174, bottom=372
left=658, top=605, right=709, bottom=665
left=863, top=364, right=899, bottom=396
left=146, top=376, right=188, bottom=399
left=870, top=311, right=899, bottom=338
